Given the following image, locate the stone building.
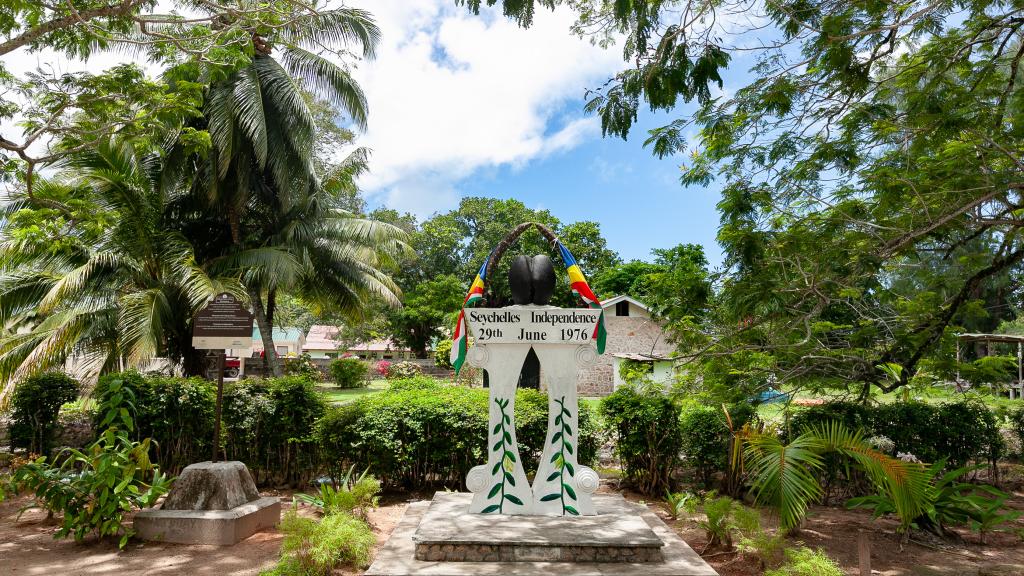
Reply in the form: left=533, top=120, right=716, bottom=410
left=575, top=295, right=676, bottom=396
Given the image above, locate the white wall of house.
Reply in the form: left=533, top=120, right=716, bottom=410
left=611, top=357, right=676, bottom=391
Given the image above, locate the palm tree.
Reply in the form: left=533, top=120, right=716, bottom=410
left=167, top=6, right=404, bottom=375
left=0, top=139, right=243, bottom=404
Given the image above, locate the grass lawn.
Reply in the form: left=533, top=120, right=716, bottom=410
left=318, top=379, right=389, bottom=404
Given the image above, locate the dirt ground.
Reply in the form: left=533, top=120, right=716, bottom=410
left=3, top=483, right=1023, bottom=576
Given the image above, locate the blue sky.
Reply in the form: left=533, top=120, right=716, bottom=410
left=346, top=0, right=736, bottom=268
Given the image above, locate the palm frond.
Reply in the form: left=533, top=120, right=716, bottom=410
left=276, top=8, right=381, bottom=59
left=280, top=46, right=369, bottom=131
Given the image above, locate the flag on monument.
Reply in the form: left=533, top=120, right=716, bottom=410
left=451, top=255, right=490, bottom=374
left=556, top=241, right=607, bottom=354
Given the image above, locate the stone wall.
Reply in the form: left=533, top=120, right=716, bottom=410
left=576, top=316, right=674, bottom=397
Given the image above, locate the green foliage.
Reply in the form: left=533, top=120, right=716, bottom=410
left=434, top=339, right=453, bottom=369
left=695, top=493, right=742, bottom=550
left=678, top=402, right=734, bottom=485
left=962, top=355, right=1018, bottom=386
left=386, top=274, right=465, bottom=358
left=11, top=377, right=171, bottom=548
left=263, top=509, right=376, bottom=575
left=295, top=466, right=380, bottom=520
left=9, top=371, right=79, bottom=454
left=93, top=371, right=215, bottom=472
left=600, top=384, right=683, bottom=495
left=285, top=354, right=324, bottom=382
left=745, top=422, right=929, bottom=531
left=764, top=547, right=844, bottom=576
left=315, top=382, right=599, bottom=489
left=665, top=491, right=696, bottom=520
left=618, top=359, right=653, bottom=384
left=328, top=358, right=368, bottom=389
left=789, top=399, right=1004, bottom=470
left=1010, top=408, right=1024, bottom=457
left=222, top=376, right=327, bottom=486
left=385, top=361, right=423, bottom=380
left=848, top=460, right=1020, bottom=538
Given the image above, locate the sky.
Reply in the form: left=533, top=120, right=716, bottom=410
left=344, top=0, right=729, bottom=266
left=0, top=0, right=756, bottom=268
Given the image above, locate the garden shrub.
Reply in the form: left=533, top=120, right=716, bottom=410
left=870, top=400, right=938, bottom=461
left=262, top=509, right=375, bottom=575
left=600, top=384, right=684, bottom=495
left=1010, top=407, right=1024, bottom=457
left=764, top=547, right=844, bottom=576
left=387, top=375, right=441, bottom=392
left=296, top=473, right=381, bottom=520
left=12, top=377, right=171, bottom=548
left=385, top=360, right=422, bottom=380
left=315, top=381, right=599, bottom=489
left=678, top=402, right=729, bottom=485
left=328, top=358, right=368, bottom=389
left=374, top=360, right=391, bottom=377
left=222, top=376, right=327, bottom=486
left=434, top=339, right=453, bottom=369
left=284, top=353, right=323, bottom=381
left=94, top=371, right=215, bottom=472
left=932, top=399, right=1004, bottom=469
left=10, top=371, right=79, bottom=454
left=786, top=400, right=871, bottom=441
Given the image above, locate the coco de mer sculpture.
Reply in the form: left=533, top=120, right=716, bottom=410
left=449, top=223, right=607, bottom=516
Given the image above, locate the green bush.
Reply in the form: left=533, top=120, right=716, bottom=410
left=296, top=471, right=381, bottom=520
left=678, top=403, right=729, bottom=486
left=1010, top=407, right=1024, bottom=457
left=93, top=371, right=215, bottom=472
left=284, top=353, right=323, bottom=381
left=764, top=547, right=844, bottom=576
left=434, top=339, right=453, bottom=369
left=788, top=399, right=1002, bottom=469
left=10, top=372, right=79, bottom=454
left=262, top=509, right=375, bottom=575
left=315, top=382, right=599, bottom=489
left=222, top=376, right=327, bottom=486
left=385, top=361, right=423, bottom=380
left=328, top=358, right=368, bottom=389
left=12, top=377, right=171, bottom=548
left=388, top=375, right=441, bottom=392
left=600, top=384, right=684, bottom=495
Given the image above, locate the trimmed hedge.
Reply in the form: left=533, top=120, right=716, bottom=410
left=600, top=385, right=683, bottom=495
left=316, top=381, right=599, bottom=489
left=787, top=399, right=1004, bottom=469
left=89, top=372, right=598, bottom=490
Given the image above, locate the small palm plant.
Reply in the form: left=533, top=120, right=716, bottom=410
left=295, top=466, right=380, bottom=520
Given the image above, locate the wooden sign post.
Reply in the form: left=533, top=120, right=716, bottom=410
left=192, top=293, right=253, bottom=463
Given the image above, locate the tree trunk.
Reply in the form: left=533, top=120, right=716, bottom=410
left=249, top=286, right=283, bottom=377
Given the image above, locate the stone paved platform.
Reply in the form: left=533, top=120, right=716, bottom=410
left=413, top=493, right=664, bottom=562
left=366, top=493, right=719, bottom=576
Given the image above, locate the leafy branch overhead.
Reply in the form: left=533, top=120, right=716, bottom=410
left=467, top=0, right=1024, bottom=395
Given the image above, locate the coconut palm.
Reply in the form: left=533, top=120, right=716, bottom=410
left=0, top=139, right=245, bottom=404
left=167, top=6, right=404, bottom=375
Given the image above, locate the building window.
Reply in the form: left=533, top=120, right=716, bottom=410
left=615, top=301, right=629, bottom=317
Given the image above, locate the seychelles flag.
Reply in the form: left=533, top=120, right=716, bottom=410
left=556, top=241, right=607, bottom=354
left=451, top=257, right=489, bottom=374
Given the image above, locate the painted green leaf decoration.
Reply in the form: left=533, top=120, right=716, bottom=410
left=550, top=452, right=561, bottom=463
left=492, top=440, right=503, bottom=452
left=503, top=430, right=512, bottom=443
left=555, top=414, right=562, bottom=425
left=540, top=493, right=561, bottom=502
left=503, top=456, right=514, bottom=472
left=565, top=461, right=575, bottom=475
left=563, top=483, right=577, bottom=500
left=565, top=505, right=579, bottom=516
left=564, top=443, right=574, bottom=455
left=491, top=461, right=501, bottom=475
left=503, top=414, right=510, bottom=424
left=504, top=450, right=517, bottom=463
left=546, top=471, right=560, bottom=482
left=493, top=423, right=501, bottom=434
left=488, top=484, right=501, bottom=499
left=562, top=407, right=571, bottom=416
left=482, top=504, right=500, bottom=514
left=504, top=472, right=516, bottom=486
left=564, top=425, right=573, bottom=436
left=551, top=431, right=562, bottom=443
left=504, top=494, right=524, bottom=505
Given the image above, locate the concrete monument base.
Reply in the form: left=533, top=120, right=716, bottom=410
left=133, top=460, right=281, bottom=545
left=366, top=492, right=719, bottom=576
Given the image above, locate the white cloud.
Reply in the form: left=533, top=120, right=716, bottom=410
left=345, top=0, right=622, bottom=216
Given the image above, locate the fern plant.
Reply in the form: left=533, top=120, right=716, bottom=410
left=295, top=466, right=380, bottom=520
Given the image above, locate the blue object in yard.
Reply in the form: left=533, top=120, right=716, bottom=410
left=756, top=388, right=789, bottom=403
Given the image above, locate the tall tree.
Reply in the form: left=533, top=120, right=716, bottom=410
left=465, top=0, right=1024, bottom=394
left=0, top=139, right=240, bottom=403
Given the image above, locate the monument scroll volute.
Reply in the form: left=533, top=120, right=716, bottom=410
left=452, top=223, right=607, bottom=516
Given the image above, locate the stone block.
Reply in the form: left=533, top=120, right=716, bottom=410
left=134, top=496, right=280, bottom=546
left=162, top=460, right=261, bottom=510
